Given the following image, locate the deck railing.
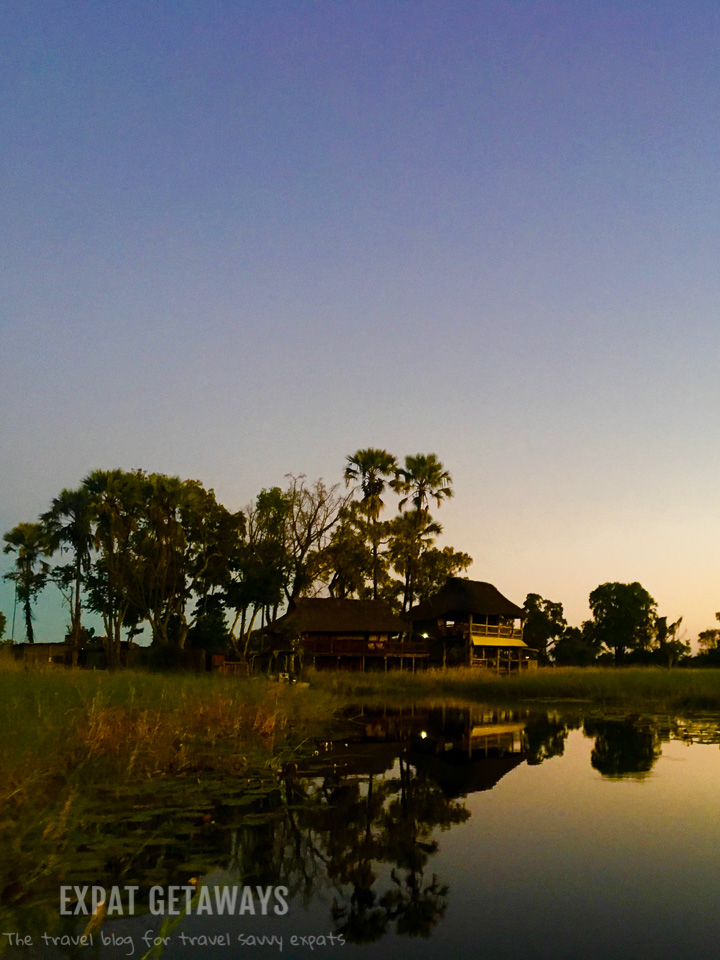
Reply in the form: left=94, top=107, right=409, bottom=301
left=470, top=623, right=524, bottom=640
left=302, top=638, right=429, bottom=658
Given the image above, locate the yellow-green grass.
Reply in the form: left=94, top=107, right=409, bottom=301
left=307, top=665, right=720, bottom=712
left=0, top=658, right=335, bottom=821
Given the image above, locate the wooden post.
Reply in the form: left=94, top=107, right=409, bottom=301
left=468, top=615, right=473, bottom=667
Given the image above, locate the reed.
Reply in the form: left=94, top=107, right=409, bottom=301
left=307, top=666, right=720, bottom=711
left=0, top=666, right=335, bottom=823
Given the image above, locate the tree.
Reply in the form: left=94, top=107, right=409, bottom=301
left=0, top=609, right=6, bottom=643
left=41, top=485, right=94, bottom=664
left=314, top=502, right=374, bottom=600
left=390, top=454, right=453, bottom=612
left=550, top=623, right=601, bottom=666
left=522, top=593, right=567, bottom=663
left=83, top=468, right=143, bottom=666
left=697, top=613, right=720, bottom=663
left=412, top=547, right=472, bottom=605
left=392, top=453, right=453, bottom=519
left=654, top=615, right=688, bottom=667
left=387, top=511, right=441, bottom=613
left=225, top=487, right=291, bottom=657
left=587, top=581, right=657, bottom=664
left=2, top=523, right=50, bottom=643
left=345, top=449, right=398, bottom=600
left=124, top=473, right=242, bottom=650
left=283, top=475, right=349, bottom=601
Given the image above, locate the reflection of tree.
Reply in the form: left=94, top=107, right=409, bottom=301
left=523, top=712, right=580, bottom=765
left=584, top=717, right=661, bottom=777
left=222, top=751, right=468, bottom=942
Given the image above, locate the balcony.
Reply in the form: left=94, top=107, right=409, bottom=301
left=301, top=637, right=429, bottom=659
left=470, top=623, right=524, bottom=641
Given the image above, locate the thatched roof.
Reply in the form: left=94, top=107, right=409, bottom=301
left=266, top=598, right=408, bottom=635
left=408, top=578, right=524, bottom=622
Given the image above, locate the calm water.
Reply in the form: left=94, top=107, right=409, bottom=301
left=6, top=705, right=720, bottom=960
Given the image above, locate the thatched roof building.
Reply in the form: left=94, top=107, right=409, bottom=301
left=266, top=598, right=408, bottom=636
left=407, top=578, right=534, bottom=672
left=265, top=598, right=426, bottom=672
left=408, top=578, right=524, bottom=623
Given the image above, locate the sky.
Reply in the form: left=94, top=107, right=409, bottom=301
left=3, top=0, right=720, bottom=644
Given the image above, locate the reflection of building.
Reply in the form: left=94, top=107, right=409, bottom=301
left=319, top=704, right=531, bottom=798
left=408, top=578, right=537, bottom=671
left=265, top=598, right=429, bottom=671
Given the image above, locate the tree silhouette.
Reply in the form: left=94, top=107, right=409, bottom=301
left=2, top=522, right=49, bottom=643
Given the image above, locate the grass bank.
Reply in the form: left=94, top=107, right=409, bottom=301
left=0, top=661, right=334, bottom=800
left=307, top=666, right=720, bottom=712
left=0, top=659, right=338, bottom=928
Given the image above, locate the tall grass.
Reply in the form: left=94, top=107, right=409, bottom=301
left=308, top=666, right=720, bottom=712
left=0, top=660, right=338, bottom=928
left=0, top=665, right=335, bottom=800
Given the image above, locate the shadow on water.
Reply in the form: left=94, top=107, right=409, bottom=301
left=3, top=705, right=720, bottom=954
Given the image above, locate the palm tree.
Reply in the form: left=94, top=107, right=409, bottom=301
left=391, top=454, right=453, bottom=612
left=345, top=448, right=398, bottom=599
left=392, top=453, right=453, bottom=520
left=3, top=522, right=50, bottom=643
left=42, top=485, right=94, bottom=661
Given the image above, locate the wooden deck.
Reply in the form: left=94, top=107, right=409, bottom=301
left=302, top=637, right=429, bottom=658
left=302, top=636, right=429, bottom=670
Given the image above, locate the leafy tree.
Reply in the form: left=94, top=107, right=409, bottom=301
left=82, top=469, right=243, bottom=661
left=2, top=522, right=50, bottom=643
left=124, top=473, right=242, bottom=650
left=696, top=613, right=720, bottom=663
left=390, top=454, right=453, bottom=611
left=0, top=609, right=6, bottom=642
left=186, top=595, right=231, bottom=652
left=225, top=487, right=292, bottom=657
left=550, top=623, right=600, bottom=666
left=345, top=449, right=398, bottom=600
left=83, top=468, right=143, bottom=666
left=41, top=485, right=94, bottom=663
left=412, top=547, right=472, bottom=605
left=522, top=593, right=567, bottom=663
left=587, top=581, right=657, bottom=664
left=387, top=511, right=441, bottom=613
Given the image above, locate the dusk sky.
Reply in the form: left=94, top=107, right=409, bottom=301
left=3, top=0, right=720, bottom=642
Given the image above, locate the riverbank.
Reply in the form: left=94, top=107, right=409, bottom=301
left=4, top=662, right=720, bottom=820
left=307, top=665, right=720, bottom=712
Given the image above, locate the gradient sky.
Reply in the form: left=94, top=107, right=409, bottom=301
left=3, top=0, right=720, bottom=643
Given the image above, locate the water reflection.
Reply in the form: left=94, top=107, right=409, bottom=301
left=5, top=706, right=720, bottom=956
left=584, top=716, right=662, bottom=777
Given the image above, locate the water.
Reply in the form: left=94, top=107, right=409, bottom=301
left=5, top=706, right=720, bottom=959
